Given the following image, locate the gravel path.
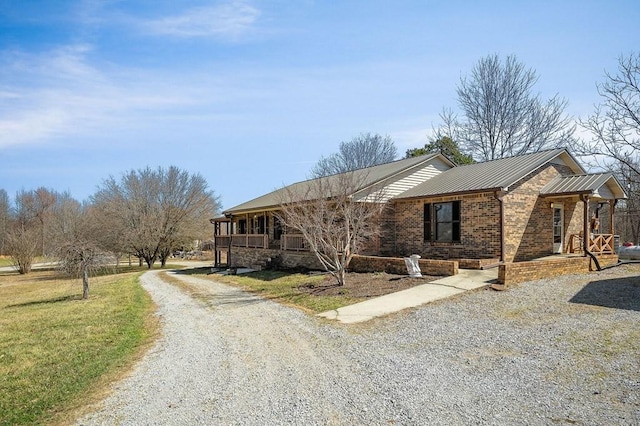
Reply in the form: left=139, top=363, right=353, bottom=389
left=77, top=266, right=640, bottom=425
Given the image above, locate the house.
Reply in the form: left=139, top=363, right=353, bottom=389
left=213, top=148, right=626, bottom=280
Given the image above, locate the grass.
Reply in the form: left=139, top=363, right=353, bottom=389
left=182, top=269, right=364, bottom=313
left=0, top=268, right=158, bottom=426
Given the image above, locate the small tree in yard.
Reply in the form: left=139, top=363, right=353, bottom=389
left=54, top=200, right=111, bottom=299
left=6, top=227, right=39, bottom=274
left=277, top=172, right=387, bottom=286
left=58, top=241, right=110, bottom=299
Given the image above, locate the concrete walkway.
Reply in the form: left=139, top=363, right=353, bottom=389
left=318, top=268, right=498, bottom=324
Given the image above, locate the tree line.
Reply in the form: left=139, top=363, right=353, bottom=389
left=1, top=166, right=219, bottom=297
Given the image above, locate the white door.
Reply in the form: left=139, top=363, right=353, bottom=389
left=553, top=204, right=564, bottom=254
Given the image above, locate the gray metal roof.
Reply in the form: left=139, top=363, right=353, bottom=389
left=394, top=148, right=582, bottom=199
left=224, top=153, right=449, bottom=214
left=541, top=173, right=627, bottom=199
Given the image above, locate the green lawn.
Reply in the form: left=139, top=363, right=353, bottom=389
left=0, top=269, right=158, bottom=426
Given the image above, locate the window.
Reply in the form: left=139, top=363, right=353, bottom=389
left=257, top=216, right=268, bottom=234
left=273, top=215, right=283, bottom=240
left=424, top=201, right=461, bottom=242
left=238, top=219, right=247, bottom=234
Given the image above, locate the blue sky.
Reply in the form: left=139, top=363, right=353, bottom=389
left=1, top=0, right=638, bottom=210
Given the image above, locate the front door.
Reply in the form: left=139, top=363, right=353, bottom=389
left=553, top=204, right=564, bottom=254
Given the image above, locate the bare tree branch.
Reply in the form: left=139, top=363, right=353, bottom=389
left=312, top=133, right=398, bottom=177
left=91, top=166, right=219, bottom=268
left=438, top=54, right=576, bottom=161
left=276, top=172, right=388, bottom=285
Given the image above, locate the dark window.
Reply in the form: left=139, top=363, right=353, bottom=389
left=424, top=201, right=461, bottom=242
left=274, top=216, right=283, bottom=240
left=257, top=216, right=268, bottom=234
left=238, top=219, right=247, bottom=234
left=423, top=203, right=432, bottom=242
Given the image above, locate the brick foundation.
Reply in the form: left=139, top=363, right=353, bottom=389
left=229, top=247, right=324, bottom=270
left=592, top=254, right=620, bottom=270
left=498, top=257, right=589, bottom=285
left=349, top=255, right=458, bottom=276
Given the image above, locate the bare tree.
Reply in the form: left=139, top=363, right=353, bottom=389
left=577, top=53, right=640, bottom=175
left=576, top=53, right=640, bottom=243
left=0, top=189, right=9, bottom=256
left=12, top=188, right=58, bottom=257
left=312, top=133, right=398, bottom=177
left=277, top=171, right=387, bottom=286
left=6, top=189, right=48, bottom=273
left=6, top=227, right=39, bottom=274
left=91, top=166, right=219, bottom=268
left=58, top=240, right=109, bottom=299
left=438, top=54, right=576, bottom=161
left=52, top=197, right=112, bottom=299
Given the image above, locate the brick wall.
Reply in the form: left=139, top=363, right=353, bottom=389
left=349, top=254, right=458, bottom=276
left=503, top=164, right=583, bottom=262
left=498, top=257, right=589, bottom=285
left=392, top=193, right=502, bottom=260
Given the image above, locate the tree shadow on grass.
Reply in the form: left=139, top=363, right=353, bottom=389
left=6, top=294, right=83, bottom=308
left=174, top=267, right=309, bottom=282
left=569, top=275, right=640, bottom=312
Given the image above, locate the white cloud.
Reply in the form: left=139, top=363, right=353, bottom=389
left=0, top=45, right=214, bottom=149
left=143, top=1, right=260, bottom=39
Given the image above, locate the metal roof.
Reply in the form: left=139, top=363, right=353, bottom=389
left=394, top=148, right=582, bottom=199
left=223, top=153, right=450, bottom=214
left=541, top=173, right=627, bottom=199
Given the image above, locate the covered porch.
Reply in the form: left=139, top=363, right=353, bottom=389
left=211, top=210, right=312, bottom=268
left=541, top=173, right=627, bottom=257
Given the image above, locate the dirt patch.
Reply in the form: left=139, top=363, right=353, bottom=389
left=298, top=272, right=445, bottom=298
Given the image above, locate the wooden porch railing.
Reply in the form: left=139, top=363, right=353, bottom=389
left=588, top=234, right=614, bottom=255
left=214, top=234, right=268, bottom=249
left=568, top=233, right=614, bottom=255
left=215, top=234, right=309, bottom=251
left=281, top=234, right=308, bottom=251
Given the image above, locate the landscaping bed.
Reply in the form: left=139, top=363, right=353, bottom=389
left=298, top=271, right=445, bottom=298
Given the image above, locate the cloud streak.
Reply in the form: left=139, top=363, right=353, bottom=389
left=0, top=45, right=210, bottom=149
left=143, top=1, right=260, bottom=39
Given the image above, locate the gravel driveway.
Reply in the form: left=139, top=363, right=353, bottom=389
left=77, top=266, right=640, bottom=425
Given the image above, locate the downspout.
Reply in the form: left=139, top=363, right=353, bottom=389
left=581, top=194, right=601, bottom=271
left=494, top=191, right=505, bottom=263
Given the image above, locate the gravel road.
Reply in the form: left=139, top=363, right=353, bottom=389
left=77, top=266, right=640, bottom=425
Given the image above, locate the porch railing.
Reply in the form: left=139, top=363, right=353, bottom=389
left=214, top=234, right=268, bottom=249
left=281, top=234, right=308, bottom=251
left=588, top=234, right=614, bottom=255
left=215, top=234, right=309, bottom=251
left=568, top=233, right=614, bottom=255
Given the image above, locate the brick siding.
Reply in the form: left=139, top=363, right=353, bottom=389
left=392, top=193, right=502, bottom=260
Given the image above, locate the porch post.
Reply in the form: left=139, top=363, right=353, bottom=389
left=582, top=195, right=590, bottom=255
left=609, top=199, right=615, bottom=236
left=214, top=222, right=219, bottom=267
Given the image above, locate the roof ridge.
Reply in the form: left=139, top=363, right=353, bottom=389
left=456, top=147, right=565, bottom=167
